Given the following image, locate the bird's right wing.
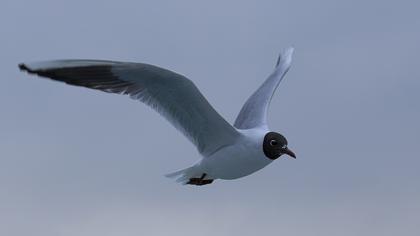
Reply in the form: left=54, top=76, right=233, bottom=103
left=19, top=60, right=240, bottom=157
left=234, top=47, right=294, bottom=130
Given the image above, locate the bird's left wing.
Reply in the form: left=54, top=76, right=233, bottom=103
left=234, top=47, right=294, bottom=130
left=19, top=60, right=240, bottom=157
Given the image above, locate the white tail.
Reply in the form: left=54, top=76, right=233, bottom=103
left=165, top=165, right=203, bottom=185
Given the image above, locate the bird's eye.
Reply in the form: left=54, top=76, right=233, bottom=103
left=270, top=140, right=278, bottom=146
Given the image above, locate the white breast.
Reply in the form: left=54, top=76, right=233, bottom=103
left=199, top=128, right=273, bottom=180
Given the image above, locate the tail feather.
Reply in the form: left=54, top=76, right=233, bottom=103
left=164, top=168, right=189, bottom=178
left=165, top=165, right=200, bottom=185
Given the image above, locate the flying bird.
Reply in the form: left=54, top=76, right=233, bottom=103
left=18, top=47, right=296, bottom=186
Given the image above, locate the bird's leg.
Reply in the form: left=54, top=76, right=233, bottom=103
left=199, top=173, right=206, bottom=180
left=187, top=173, right=214, bottom=186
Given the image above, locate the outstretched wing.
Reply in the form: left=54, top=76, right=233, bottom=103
left=19, top=60, right=240, bottom=157
left=234, top=47, right=294, bottom=130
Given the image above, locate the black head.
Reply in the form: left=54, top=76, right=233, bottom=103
left=263, top=132, right=296, bottom=160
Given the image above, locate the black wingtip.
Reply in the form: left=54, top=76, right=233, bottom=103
left=19, top=63, right=30, bottom=72
left=18, top=63, right=39, bottom=75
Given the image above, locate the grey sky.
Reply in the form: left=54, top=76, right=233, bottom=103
left=1, top=0, right=419, bottom=235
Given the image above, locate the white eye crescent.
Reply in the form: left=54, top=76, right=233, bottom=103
left=270, top=140, right=278, bottom=146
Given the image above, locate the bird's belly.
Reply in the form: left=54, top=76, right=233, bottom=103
left=201, top=145, right=272, bottom=180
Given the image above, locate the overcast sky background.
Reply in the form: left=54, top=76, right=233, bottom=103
left=1, top=0, right=419, bottom=235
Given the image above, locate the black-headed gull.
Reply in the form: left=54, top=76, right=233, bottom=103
left=19, top=47, right=296, bottom=186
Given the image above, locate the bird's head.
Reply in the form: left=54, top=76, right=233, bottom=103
left=263, top=132, right=296, bottom=160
